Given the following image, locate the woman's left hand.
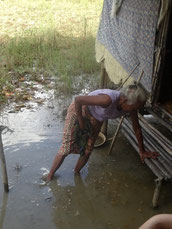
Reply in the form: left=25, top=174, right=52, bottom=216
left=140, top=151, right=159, bottom=163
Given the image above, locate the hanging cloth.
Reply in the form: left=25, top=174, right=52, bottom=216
left=111, top=0, right=123, bottom=18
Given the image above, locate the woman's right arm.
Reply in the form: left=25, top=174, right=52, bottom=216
left=74, top=94, right=112, bottom=130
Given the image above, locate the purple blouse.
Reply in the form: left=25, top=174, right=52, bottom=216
left=88, top=89, right=126, bottom=122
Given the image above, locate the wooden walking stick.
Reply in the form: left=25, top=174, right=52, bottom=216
left=0, top=126, right=9, bottom=192
left=108, top=116, right=124, bottom=155
left=108, top=70, right=144, bottom=155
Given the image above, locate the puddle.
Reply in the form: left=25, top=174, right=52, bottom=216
left=0, top=80, right=172, bottom=229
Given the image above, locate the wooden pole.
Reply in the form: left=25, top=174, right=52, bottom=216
left=137, top=70, right=144, bottom=83
left=117, top=62, right=140, bottom=90
left=147, top=109, right=172, bottom=132
left=138, top=116, right=172, bottom=156
left=117, top=121, right=163, bottom=179
left=122, top=117, right=172, bottom=176
left=0, top=192, right=8, bottom=228
left=138, top=114, right=172, bottom=148
left=152, top=178, right=163, bottom=208
left=100, top=62, right=109, bottom=136
left=142, top=128, right=172, bottom=164
left=108, top=116, right=124, bottom=155
left=0, top=128, right=9, bottom=192
left=100, top=61, right=106, bottom=89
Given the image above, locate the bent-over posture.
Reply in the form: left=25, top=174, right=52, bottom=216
left=45, top=84, right=158, bottom=181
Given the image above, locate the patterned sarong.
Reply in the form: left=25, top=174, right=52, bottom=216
left=58, top=102, right=103, bottom=156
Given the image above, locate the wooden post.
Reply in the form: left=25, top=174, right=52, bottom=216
left=108, top=116, right=124, bottom=155
left=100, top=62, right=106, bottom=88
left=0, top=192, right=8, bottom=228
left=152, top=178, right=163, bottom=208
left=0, top=127, right=9, bottom=192
left=137, top=70, right=144, bottom=84
left=100, top=62, right=109, bottom=136
left=117, top=62, right=140, bottom=90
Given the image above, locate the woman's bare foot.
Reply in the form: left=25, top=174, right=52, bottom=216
left=74, top=171, right=80, bottom=176
left=41, top=173, right=52, bottom=184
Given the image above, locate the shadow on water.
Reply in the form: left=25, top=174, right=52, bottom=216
left=0, top=83, right=172, bottom=229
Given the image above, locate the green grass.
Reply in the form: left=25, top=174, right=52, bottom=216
left=0, top=0, right=103, bottom=102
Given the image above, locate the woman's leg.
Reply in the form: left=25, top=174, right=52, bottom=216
left=74, top=151, right=91, bottom=174
left=45, top=102, right=76, bottom=181
left=74, top=130, right=98, bottom=174
left=46, top=153, right=67, bottom=181
left=74, top=115, right=103, bottom=174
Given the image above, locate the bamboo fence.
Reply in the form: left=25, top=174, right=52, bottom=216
left=113, top=114, right=172, bottom=207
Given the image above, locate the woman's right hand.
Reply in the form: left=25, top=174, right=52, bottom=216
left=75, top=94, right=112, bottom=131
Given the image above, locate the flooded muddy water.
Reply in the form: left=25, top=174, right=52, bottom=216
left=0, top=84, right=172, bottom=229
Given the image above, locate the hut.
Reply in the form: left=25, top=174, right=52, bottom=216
left=96, top=0, right=172, bottom=207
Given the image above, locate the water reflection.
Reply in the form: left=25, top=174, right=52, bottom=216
left=0, top=192, right=8, bottom=229
left=49, top=174, right=106, bottom=229
left=44, top=147, right=161, bottom=229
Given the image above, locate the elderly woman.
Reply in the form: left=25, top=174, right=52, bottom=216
left=45, top=83, right=158, bottom=181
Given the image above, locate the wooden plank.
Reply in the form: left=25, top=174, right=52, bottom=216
left=138, top=116, right=172, bottom=156
left=121, top=118, right=172, bottom=179
left=120, top=120, right=170, bottom=178
left=118, top=125, right=164, bottom=179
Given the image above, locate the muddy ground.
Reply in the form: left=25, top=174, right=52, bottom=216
left=0, top=78, right=172, bottom=229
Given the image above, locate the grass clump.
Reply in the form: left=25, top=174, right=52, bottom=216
left=0, top=0, right=103, bottom=101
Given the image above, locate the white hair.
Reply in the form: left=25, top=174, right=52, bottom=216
left=120, top=83, right=148, bottom=105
